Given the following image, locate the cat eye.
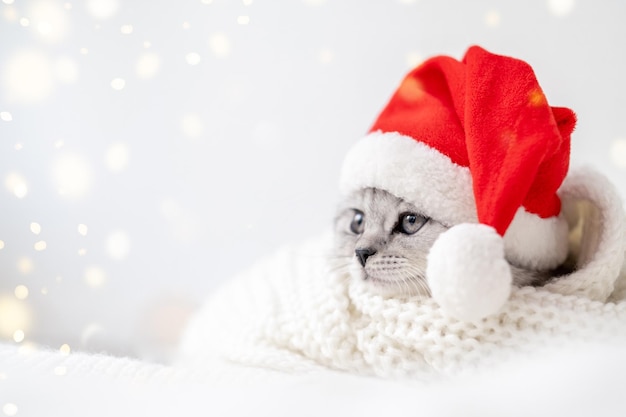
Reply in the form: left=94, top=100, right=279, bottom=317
left=349, top=210, right=365, bottom=234
left=397, top=212, right=428, bottom=235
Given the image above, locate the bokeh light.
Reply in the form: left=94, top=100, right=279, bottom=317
left=110, top=77, right=126, bottom=90
left=14, top=285, right=29, bottom=300
left=3, top=49, right=54, bottom=103
left=51, top=153, right=94, bottom=198
left=2, top=403, right=18, bottom=417
left=34, top=240, right=47, bottom=251
left=548, top=0, right=575, bottom=16
left=318, top=48, right=333, bottom=64
left=405, top=51, right=422, bottom=68
left=185, top=52, right=201, bottom=66
left=135, top=52, right=160, bottom=79
left=28, top=1, right=70, bottom=43
left=610, top=138, right=626, bottom=169
left=85, top=0, right=119, bottom=19
left=16, top=257, right=34, bottom=275
left=208, top=33, right=231, bottom=58
left=2, top=4, right=17, bottom=21
left=105, top=229, right=131, bottom=260
left=105, top=142, right=130, bottom=173
left=0, top=295, right=33, bottom=339
left=5, top=172, right=28, bottom=199
left=30, top=222, right=41, bottom=235
left=180, top=113, right=204, bottom=138
left=84, top=266, right=106, bottom=288
left=78, top=223, right=89, bottom=236
left=120, top=24, right=133, bottom=34
left=485, top=10, right=501, bottom=27
left=13, top=329, right=25, bottom=343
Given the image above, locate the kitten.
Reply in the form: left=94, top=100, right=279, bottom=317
left=334, top=187, right=553, bottom=298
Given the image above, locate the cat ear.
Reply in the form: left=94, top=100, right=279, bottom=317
left=426, top=223, right=512, bottom=322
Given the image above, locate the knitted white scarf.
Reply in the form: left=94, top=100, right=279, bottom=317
left=178, top=168, right=626, bottom=378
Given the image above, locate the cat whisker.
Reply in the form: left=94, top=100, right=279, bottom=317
left=399, top=275, right=416, bottom=297
left=325, top=254, right=352, bottom=267
left=403, top=277, right=414, bottom=297
left=397, top=272, right=415, bottom=296
left=324, top=259, right=355, bottom=288
left=398, top=264, right=431, bottom=296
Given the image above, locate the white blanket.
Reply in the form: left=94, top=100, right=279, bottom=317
left=3, top=337, right=626, bottom=417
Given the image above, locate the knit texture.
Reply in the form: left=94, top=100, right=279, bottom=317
left=178, top=235, right=626, bottom=379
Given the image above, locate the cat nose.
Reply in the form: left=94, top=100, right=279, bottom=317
left=355, top=248, right=377, bottom=267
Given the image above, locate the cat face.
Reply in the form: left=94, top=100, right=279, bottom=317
left=334, top=188, right=449, bottom=297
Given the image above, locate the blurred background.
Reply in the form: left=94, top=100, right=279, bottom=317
left=0, top=0, right=624, bottom=363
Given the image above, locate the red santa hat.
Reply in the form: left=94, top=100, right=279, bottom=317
left=339, top=45, right=576, bottom=321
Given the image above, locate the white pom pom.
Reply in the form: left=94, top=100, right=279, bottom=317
left=426, top=223, right=512, bottom=321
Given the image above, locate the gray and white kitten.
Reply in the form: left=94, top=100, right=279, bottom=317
left=334, top=187, right=554, bottom=297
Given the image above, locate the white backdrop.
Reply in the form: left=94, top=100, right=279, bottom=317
left=0, top=0, right=625, bottom=361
